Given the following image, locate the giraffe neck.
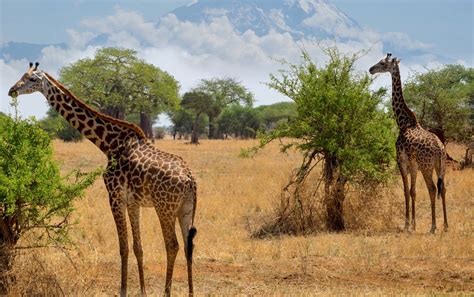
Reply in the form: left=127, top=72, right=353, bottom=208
left=41, top=73, right=146, bottom=155
left=390, top=66, right=418, bottom=131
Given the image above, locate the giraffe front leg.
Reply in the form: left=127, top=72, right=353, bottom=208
left=128, top=204, right=147, bottom=296
left=111, top=201, right=129, bottom=296
left=397, top=155, right=410, bottom=232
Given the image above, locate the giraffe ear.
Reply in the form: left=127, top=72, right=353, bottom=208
left=394, top=58, right=400, bottom=64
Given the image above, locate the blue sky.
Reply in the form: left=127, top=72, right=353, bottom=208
left=0, top=0, right=472, bottom=122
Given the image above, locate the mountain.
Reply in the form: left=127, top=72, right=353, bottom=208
left=167, top=0, right=360, bottom=40
left=0, top=0, right=438, bottom=65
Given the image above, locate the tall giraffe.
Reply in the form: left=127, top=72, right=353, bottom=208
left=8, top=63, right=197, bottom=296
left=369, top=54, right=448, bottom=233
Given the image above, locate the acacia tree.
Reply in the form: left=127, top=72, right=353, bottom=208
left=404, top=64, right=473, bottom=141
left=168, top=109, right=194, bottom=140
left=128, top=61, right=180, bottom=138
left=181, top=91, right=213, bottom=144
left=195, top=78, right=254, bottom=138
left=59, top=47, right=180, bottom=138
left=0, top=101, right=100, bottom=293
left=246, top=48, right=396, bottom=233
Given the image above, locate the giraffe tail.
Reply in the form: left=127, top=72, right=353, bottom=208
left=186, top=226, right=197, bottom=262
left=186, top=185, right=197, bottom=262
left=437, top=177, right=444, bottom=200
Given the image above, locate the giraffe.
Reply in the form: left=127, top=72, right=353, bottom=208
left=369, top=54, right=448, bottom=234
left=8, top=63, right=197, bottom=296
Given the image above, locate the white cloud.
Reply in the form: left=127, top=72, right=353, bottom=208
left=382, top=32, right=432, bottom=51
left=1, top=7, right=443, bottom=121
left=203, top=8, right=227, bottom=17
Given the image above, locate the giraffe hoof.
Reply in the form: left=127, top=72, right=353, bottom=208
left=430, top=227, right=436, bottom=234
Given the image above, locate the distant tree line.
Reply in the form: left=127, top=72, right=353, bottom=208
left=37, top=47, right=472, bottom=146
left=170, top=93, right=297, bottom=143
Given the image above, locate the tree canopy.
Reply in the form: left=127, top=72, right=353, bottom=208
left=404, top=64, right=473, bottom=141
left=246, top=48, right=396, bottom=233
left=194, top=77, right=254, bottom=138
left=218, top=105, right=261, bottom=139
left=181, top=91, right=214, bottom=144
left=255, top=101, right=297, bottom=130
left=58, top=47, right=180, bottom=138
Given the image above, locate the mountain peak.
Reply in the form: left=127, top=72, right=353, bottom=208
left=167, top=0, right=359, bottom=39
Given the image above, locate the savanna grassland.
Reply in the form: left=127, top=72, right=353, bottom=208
left=12, top=139, right=474, bottom=296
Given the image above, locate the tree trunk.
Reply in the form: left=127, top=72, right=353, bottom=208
left=323, top=156, right=347, bottom=232
left=0, top=217, right=18, bottom=294
left=139, top=112, right=154, bottom=140
left=102, top=106, right=125, bottom=120
left=191, top=113, right=200, bottom=144
left=0, top=245, right=14, bottom=294
left=208, top=115, right=216, bottom=139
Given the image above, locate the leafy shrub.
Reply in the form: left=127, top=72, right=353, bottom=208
left=0, top=101, right=100, bottom=292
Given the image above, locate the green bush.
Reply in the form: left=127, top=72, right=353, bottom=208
left=0, top=101, right=100, bottom=292
left=245, top=48, right=396, bottom=234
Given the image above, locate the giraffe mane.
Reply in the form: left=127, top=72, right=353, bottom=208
left=43, top=72, right=147, bottom=140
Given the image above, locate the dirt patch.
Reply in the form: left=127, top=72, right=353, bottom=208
left=83, top=255, right=473, bottom=295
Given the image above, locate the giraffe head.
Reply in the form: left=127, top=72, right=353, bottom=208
left=8, top=62, right=47, bottom=97
left=369, top=53, right=400, bottom=75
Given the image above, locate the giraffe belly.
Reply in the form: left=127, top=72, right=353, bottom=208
left=125, top=185, right=155, bottom=207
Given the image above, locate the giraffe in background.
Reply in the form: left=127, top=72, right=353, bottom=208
left=369, top=54, right=448, bottom=233
left=8, top=63, right=197, bottom=296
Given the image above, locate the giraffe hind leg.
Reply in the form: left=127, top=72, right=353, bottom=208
left=178, top=197, right=197, bottom=296
left=157, top=212, right=179, bottom=297
left=440, top=180, right=448, bottom=231
left=435, top=157, right=448, bottom=231
left=409, top=163, right=418, bottom=231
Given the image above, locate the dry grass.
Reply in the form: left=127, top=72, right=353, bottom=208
left=11, top=139, right=474, bottom=296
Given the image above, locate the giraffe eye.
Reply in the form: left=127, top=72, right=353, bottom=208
left=29, top=77, right=37, bottom=82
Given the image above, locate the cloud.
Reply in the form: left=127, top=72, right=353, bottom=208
left=382, top=32, right=432, bottom=51
left=0, top=7, right=444, bottom=121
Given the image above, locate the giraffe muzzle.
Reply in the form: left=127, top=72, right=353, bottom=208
left=8, top=87, right=18, bottom=98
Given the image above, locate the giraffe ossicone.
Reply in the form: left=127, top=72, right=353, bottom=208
left=369, top=54, right=448, bottom=234
left=8, top=62, right=198, bottom=296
